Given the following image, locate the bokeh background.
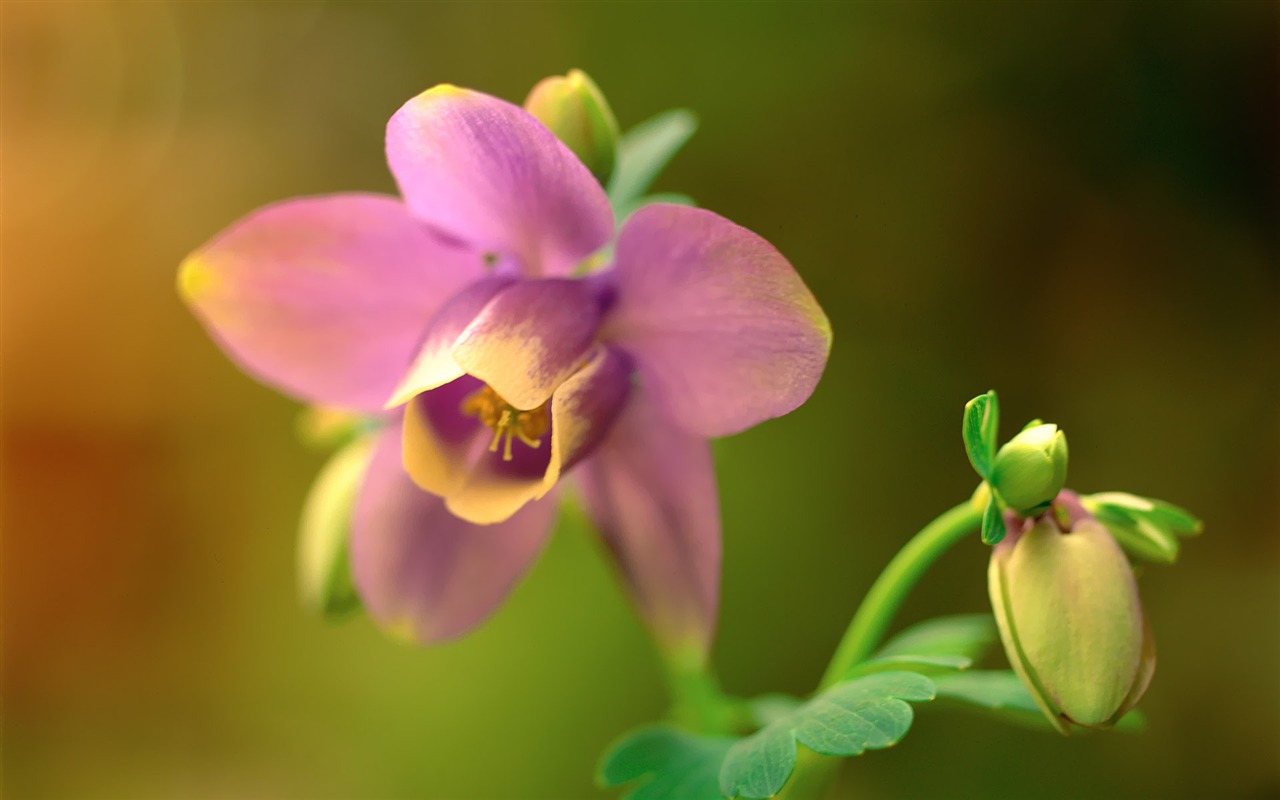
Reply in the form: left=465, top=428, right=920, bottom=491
left=4, top=2, right=1277, bottom=798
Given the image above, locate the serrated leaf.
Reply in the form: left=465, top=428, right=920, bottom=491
left=599, top=726, right=735, bottom=800
left=720, top=672, right=935, bottom=799
left=981, top=497, right=1005, bottom=544
left=608, top=109, right=698, bottom=211
left=931, top=671, right=1146, bottom=733
left=614, top=191, right=697, bottom=224
left=874, top=613, right=999, bottom=663
left=962, top=391, right=999, bottom=479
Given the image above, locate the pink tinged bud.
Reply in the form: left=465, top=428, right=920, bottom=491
left=524, top=69, right=619, bottom=185
left=988, top=514, right=1153, bottom=733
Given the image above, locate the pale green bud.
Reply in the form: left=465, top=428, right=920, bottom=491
left=989, top=423, right=1068, bottom=514
left=297, top=434, right=375, bottom=618
left=524, top=69, right=619, bottom=185
left=988, top=508, right=1154, bottom=733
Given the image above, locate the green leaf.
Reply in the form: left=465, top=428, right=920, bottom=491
left=962, top=391, right=999, bottom=479
left=1147, top=498, right=1203, bottom=536
left=599, top=726, right=735, bottom=800
left=875, top=613, right=999, bottom=663
left=608, top=109, right=698, bottom=210
left=981, top=496, right=1005, bottom=544
left=931, top=671, right=1147, bottom=733
left=614, top=191, right=697, bottom=224
left=720, top=672, right=935, bottom=799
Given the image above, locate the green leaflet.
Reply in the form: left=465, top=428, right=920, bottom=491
left=598, top=726, right=735, bottom=800
left=931, top=671, right=1147, bottom=733
left=1083, top=491, right=1203, bottom=564
left=981, top=496, right=1005, bottom=545
left=719, top=672, right=935, bottom=799
left=962, top=390, right=999, bottom=480
left=608, top=109, right=698, bottom=211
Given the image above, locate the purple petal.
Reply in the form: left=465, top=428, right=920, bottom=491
left=352, top=422, right=558, bottom=643
left=452, top=278, right=603, bottom=412
left=543, top=345, right=633, bottom=486
left=386, top=275, right=516, bottom=408
left=574, top=388, right=720, bottom=659
left=602, top=204, right=832, bottom=438
left=386, top=85, right=614, bottom=277
left=179, top=193, right=482, bottom=411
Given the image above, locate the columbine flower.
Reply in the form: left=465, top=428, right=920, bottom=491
left=179, top=84, right=831, bottom=655
left=988, top=491, right=1154, bottom=733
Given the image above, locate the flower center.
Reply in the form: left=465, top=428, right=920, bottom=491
left=460, top=385, right=549, bottom=462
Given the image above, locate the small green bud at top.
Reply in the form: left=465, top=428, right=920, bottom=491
left=524, top=69, right=619, bottom=186
left=989, top=423, right=1068, bottom=515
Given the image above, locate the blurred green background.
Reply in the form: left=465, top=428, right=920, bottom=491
left=4, top=1, right=1277, bottom=798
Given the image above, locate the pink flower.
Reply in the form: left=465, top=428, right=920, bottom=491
left=180, top=85, right=831, bottom=656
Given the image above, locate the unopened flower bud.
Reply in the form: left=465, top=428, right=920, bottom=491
left=524, top=69, right=619, bottom=185
left=988, top=493, right=1154, bottom=733
left=990, top=423, right=1068, bottom=514
left=298, top=434, right=375, bottom=618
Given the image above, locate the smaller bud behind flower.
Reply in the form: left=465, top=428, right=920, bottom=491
left=989, top=423, right=1069, bottom=515
left=988, top=492, right=1154, bottom=733
left=298, top=434, right=375, bottom=618
left=524, top=69, right=619, bottom=185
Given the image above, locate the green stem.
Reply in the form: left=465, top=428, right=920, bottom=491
left=818, top=500, right=982, bottom=689
left=661, top=645, right=741, bottom=735
left=781, top=500, right=982, bottom=800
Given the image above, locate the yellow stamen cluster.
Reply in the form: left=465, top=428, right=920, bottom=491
left=461, top=385, right=550, bottom=461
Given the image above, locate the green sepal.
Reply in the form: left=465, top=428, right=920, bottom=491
left=931, top=671, right=1146, bottom=733
left=1020, top=417, right=1043, bottom=432
left=598, top=725, right=735, bottom=800
left=719, top=672, right=935, bottom=799
left=962, top=391, right=1000, bottom=480
left=614, top=191, right=697, bottom=224
left=981, top=496, right=1005, bottom=545
left=608, top=109, right=698, bottom=212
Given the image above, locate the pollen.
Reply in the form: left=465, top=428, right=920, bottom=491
left=461, top=385, right=549, bottom=462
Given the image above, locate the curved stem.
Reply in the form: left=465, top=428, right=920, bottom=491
left=818, top=500, right=982, bottom=689
left=780, top=500, right=982, bottom=800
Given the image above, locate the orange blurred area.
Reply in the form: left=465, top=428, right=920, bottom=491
left=3, top=2, right=1277, bottom=798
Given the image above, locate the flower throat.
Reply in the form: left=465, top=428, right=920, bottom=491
left=461, top=385, right=549, bottom=461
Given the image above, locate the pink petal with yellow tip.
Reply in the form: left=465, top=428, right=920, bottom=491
left=385, top=275, right=516, bottom=409
left=603, top=204, right=832, bottom=438
left=452, top=278, right=604, bottom=412
left=575, top=387, right=721, bottom=659
left=180, top=193, right=482, bottom=412
left=352, top=422, right=558, bottom=643
left=386, top=85, right=614, bottom=277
